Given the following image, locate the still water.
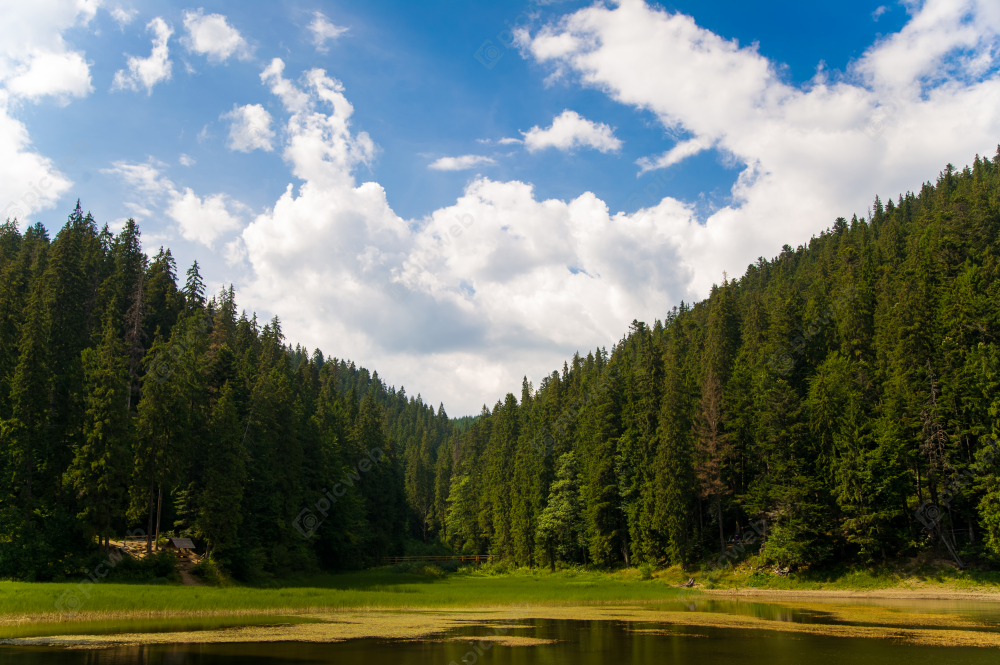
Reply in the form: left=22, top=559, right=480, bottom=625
left=3, top=600, right=1000, bottom=664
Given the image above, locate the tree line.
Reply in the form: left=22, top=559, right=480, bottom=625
left=2, top=149, right=1000, bottom=580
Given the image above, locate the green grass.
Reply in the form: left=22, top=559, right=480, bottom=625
left=658, top=555, right=1000, bottom=592
left=0, top=567, right=690, bottom=619
left=6, top=558, right=1000, bottom=622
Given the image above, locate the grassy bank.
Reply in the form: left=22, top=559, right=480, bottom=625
left=0, top=566, right=689, bottom=619
left=657, top=556, right=1000, bottom=592
left=5, top=559, right=1000, bottom=623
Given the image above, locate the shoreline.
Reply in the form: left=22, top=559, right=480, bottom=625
left=5, top=602, right=1000, bottom=650
left=701, top=586, right=1000, bottom=602
left=2, top=584, right=1000, bottom=628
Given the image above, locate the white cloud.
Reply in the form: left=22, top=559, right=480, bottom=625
left=259, top=58, right=375, bottom=188
left=167, top=188, right=244, bottom=247
left=635, top=136, right=709, bottom=174
left=224, top=237, right=248, bottom=267
left=0, top=91, right=73, bottom=224
left=197, top=124, right=210, bottom=143
left=871, top=5, right=888, bottom=21
left=100, top=158, right=175, bottom=198
left=5, top=50, right=93, bottom=102
left=477, top=137, right=523, bottom=146
left=522, top=110, right=622, bottom=153
left=221, top=103, right=274, bottom=152
left=308, top=11, right=348, bottom=52
left=0, top=2, right=98, bottom=103
left=226, top=1, right=1000, bottom=415
left=856, top=0, right=1000, bottom=89
left=520, top=0, right=1000, bottom=298
left=179, top=153, right=195, bottom=166
left=428, top=155, right=496, bottom=171
left=110, top=6, right=138, bottom=31
left=260, top=58, right=310, bottom=113
left=112, top=17, right=173, bottom=95
left=102, top=158, right=246, bottom=247
left=233, top=58, right=695, bottom=415
left=182, top=9, right=251, bottom=63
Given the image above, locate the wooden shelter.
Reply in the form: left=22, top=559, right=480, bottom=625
left=163, top=537, right=196, bottom=551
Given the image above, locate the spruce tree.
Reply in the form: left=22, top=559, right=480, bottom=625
left=66, top=318, right=132, bottom=551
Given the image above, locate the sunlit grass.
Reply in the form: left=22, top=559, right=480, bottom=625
left=5, top=558, right=999, bottom=624
left=660, top=556, right=1000, bottom=592
left=0, top=567, right=691, bottom=620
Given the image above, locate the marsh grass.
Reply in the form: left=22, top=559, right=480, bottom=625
left=4, top=559, right=999, bottom=625
left=0, top=567, right=682, bottom=621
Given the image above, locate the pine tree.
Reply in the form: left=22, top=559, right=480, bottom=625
left=198, top=381, right=246, bottom=561
left=535, top=451, right=584, bottom=569
left=66, top=318, right=132, bottom=551
left=404, top=430, right=434, bottom=542
left=183, top=261, right=206, bottom=312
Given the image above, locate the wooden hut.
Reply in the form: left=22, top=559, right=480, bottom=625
left=163, top=537, right=195, bottom=552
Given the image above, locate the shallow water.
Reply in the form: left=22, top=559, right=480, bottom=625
left=3, top=608, right=1000, bottom=664
left=652, top=596, right=1000, bottom=628
left=0, top=615, right=323, bottom=640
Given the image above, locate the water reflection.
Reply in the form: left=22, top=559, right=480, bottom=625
left=3, top=616, right=1000, bottom=665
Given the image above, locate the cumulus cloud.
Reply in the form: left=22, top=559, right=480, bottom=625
left=522, top=110, right=622, bottom=153
left=428, top=155, right=496, bottom=171
left=110, top=6, right=138, bottom=31
left=259, top=58, right=376, bottom=187
left=308, top=11, right=348, bottom=52
left=232, top=59, right=696, bottom=414
left=167, top=188, right=245, bottom=247
left=179, top=153, right=195, bottom=166
left=0, top=2, right=98, bottom=103
left=520, top=0, right=1000, bottom=297
left=0, top=92, right=74, bottom=224
left=101, top=158, right=247, bottom=247
left=856, top=0, right=1000, bottom=88
left=221, top=103, right=274, bottom=152
left=225, top=1, right=1000, bottom=415
left=112, top=17, right=173, bottom=95
left=182, top=9, right=251, bottom=62
left=223, top=237, right=248, bottom=267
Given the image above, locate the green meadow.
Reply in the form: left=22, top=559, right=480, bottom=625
left=5, top=561, right=1000, bottom=624
left=0, top=567, right=688, bottom=619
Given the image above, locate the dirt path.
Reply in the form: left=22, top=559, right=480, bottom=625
left=177, top=560, right=204, bottom=586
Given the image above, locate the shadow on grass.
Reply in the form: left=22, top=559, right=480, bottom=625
left=247, top=567, right=463, bottom=591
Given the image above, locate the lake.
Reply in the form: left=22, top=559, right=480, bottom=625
left=3, top=597, right=1000, bottom=664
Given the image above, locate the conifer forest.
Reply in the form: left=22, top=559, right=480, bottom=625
left=4, top=151, right=1000, bottom=582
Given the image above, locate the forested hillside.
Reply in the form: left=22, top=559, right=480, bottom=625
left=3, top=149, right=1000, bottom=581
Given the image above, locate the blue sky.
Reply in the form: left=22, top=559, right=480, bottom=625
left=3, top=0, right=999, bottom=414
